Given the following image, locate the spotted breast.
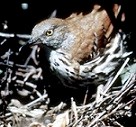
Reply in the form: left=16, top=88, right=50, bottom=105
left=29, top=4, right=132, bottom=89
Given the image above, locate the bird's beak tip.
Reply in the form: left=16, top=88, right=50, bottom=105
left=27, top=38, right=42, bottom=46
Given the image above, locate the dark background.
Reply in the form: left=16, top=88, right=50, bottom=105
left=0, top=0, right=135, bottom=34
left=0, top=0, right=95, bottom=33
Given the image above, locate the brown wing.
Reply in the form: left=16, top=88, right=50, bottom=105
left=65, top=4, right=122, bottom=63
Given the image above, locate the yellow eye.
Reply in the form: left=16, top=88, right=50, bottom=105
left=45, top=29, right=54, bottom=36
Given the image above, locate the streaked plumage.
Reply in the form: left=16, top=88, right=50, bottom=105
left=29, top=4, right=132, bottom=88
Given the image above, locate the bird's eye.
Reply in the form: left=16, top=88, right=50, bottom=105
left=45, top=29, right=54, bottom=36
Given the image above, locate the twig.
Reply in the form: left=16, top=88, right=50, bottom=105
left=24, top=93, right=48, bottom=108
left=0, top=32, right=31, bottom=39
left=104, top=57, right=130, bottom=93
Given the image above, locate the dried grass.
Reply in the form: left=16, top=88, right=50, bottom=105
left=0, top=31, right=135, bottom=127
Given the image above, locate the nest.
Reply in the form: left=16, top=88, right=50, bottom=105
left=0, top=29, right=136, bottom=127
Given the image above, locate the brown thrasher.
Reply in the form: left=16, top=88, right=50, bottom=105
left=29, top=4, right=132, bottom=89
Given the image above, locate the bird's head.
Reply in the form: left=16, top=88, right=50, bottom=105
left=29, top=18, right=75, bottom=51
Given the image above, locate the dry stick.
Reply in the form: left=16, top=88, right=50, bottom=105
left=83, top=88, right=89, bottom=105
left=24, top=93, right=48, bottom=108
left=0, top=32, right=31, bottom=39
left=103, top=57, right=130, bottom=94
left=71, top=98, right=78, bottom=121
left=24, top=45, right=39, bottom=66
left=113, top=74, right=136, bottom=104
left=87, top=110, right=106, bottom=127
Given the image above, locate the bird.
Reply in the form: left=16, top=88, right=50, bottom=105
left=28, top=4, right=132, bottom=89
